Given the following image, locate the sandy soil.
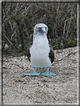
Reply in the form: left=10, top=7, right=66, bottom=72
left=2, top=47, right=78, bottom=105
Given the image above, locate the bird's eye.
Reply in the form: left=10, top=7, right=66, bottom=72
left=39, top=27, right=41, bottom=30
left=45, top=27, right=47, bottom=30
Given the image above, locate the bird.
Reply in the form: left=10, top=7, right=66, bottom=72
left=4, top=43, right=9, bottom=51
left=24, top=23, right=56, bottom=76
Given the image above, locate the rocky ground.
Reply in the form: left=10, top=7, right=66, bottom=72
left=2, top=47, right=78, bottom=105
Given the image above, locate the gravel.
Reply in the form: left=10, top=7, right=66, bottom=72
left=2, top=47, right=78, bottom=105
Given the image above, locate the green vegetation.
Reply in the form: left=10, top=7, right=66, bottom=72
left=2, top=2, right=77, bottom=54
left=52, top=38, right=77, bottom=50
left=63, top=39, right=77, bottom=48
left=13, top=15, right=18, bottom=18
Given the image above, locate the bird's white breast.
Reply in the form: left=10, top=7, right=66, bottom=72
left=30, top=34, right=51, bottom=68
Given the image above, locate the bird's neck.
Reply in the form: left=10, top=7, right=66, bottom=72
left=33, top=34, right=49, bottom=45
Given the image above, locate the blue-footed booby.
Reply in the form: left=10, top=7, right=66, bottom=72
left=24, top=23, right=56, bottom=76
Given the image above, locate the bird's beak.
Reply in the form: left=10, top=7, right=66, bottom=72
left=42, top=27, right=46, bottom=32
left=39, top=27, right=46, bottom=33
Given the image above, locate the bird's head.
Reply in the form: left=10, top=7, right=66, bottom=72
left=33, top=23, right=48, bottom=35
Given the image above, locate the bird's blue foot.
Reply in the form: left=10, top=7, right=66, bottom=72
left=41, top=67, right=56, bottom=76
left=24, top=67, right=40, bottom=76
left=41, top=72, right=56, bottom=76
left=24, top=73, right=40, bottom=76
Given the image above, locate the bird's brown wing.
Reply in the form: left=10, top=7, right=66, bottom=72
left=27, top=46, right=31, bottom=62
left=49, top=48, right=55, bottom=63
